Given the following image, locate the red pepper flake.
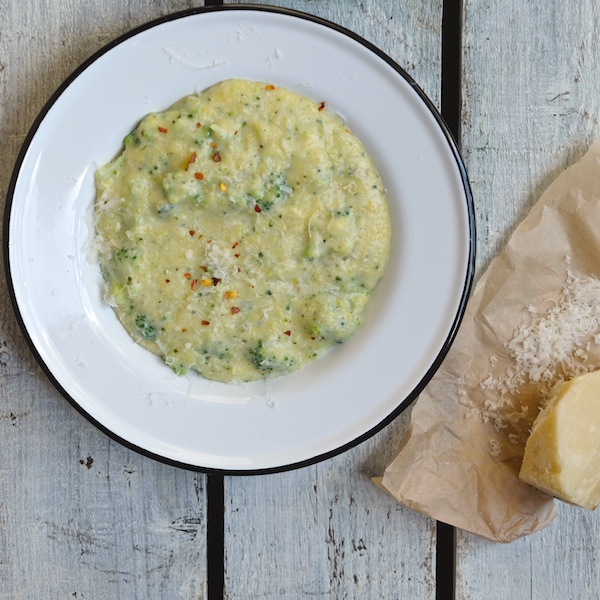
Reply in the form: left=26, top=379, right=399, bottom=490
left=230, top=306, right=241, bottom=315
left=201, top=320, right=210, bottom=326
left=210, top=141, right=217, bottom=148
left=234, top=130, right=238, bottom=135
left=234, top=253, right=240, bottom=258
left=189, top=230, right=196, bottom=236
left=237, top=267, right=241, bottom=273
left=212, top=151, right=221, bottom=162
left=184, top=272, right=192, bottom=279
left=265, top=84, right=275, bottom=90
left=191, top=279, right=199, bottom=291
left=311, top=337, right=316, bottom=340
left=284, top=330, right=291, bottom=336
left=186, top=152, right=197, bottom=169
left=196, top=122, right=202, bottom=128
left=232, top=241, right=239, bottom=249
left=254, top=204, right=262, bottom=213
left=158, top=126, right=168, bottom=133
left=318, top=101, right=326, bottom=111
left=200, top=265, right=208, bottom=272
left=181, top=328, right=188, bottom=333
left=212, top=277, right=221, bottom=286
left=194, top=172, right=204, bottom=180
left=165, top=279, right=171, bottom=283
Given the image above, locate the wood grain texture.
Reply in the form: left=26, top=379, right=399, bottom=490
left=224, top=423, right=437, bottom=599
left=461, top=0, right=600, bottom=279
left=221, top=1, right=443, bottom=598
left=0, top=2, right=207, bottom=598
left=458, top=0, right=600, bottom=598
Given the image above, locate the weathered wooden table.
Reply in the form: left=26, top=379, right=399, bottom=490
left=2, top=1, right=600, bottom=598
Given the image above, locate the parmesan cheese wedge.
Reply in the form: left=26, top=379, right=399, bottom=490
left=519, top=370, right=600, bottom=510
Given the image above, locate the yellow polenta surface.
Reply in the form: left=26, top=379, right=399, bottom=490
left=94, top=79, right=391, bottom=382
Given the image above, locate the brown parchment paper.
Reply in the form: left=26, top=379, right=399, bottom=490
left=376, top=139, right=600, bottom=542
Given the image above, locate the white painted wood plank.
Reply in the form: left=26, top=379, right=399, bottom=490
left=458, top=0, right=600, bottom=597
left=0, top=2, right=207, bottom=598
left=222, top=1, right=443, bottom=597
left=224, top=423, right=437, bottom=598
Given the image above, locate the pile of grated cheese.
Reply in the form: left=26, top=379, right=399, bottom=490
left=477, top=260, right=600, bottom=443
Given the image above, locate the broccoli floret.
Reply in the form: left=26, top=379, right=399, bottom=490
left=135, top=314, right=156, bottom=340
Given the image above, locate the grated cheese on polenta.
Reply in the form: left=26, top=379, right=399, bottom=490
left=94, top=79, right=391, bottom=382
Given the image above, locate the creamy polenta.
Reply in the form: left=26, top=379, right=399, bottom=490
left=94, top=79, right=390, bottom=382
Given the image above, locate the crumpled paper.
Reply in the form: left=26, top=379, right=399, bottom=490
left=376, top=138, right=600, bottom=542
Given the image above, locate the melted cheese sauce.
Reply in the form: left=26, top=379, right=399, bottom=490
left=94, top=79, right=391, bottom=382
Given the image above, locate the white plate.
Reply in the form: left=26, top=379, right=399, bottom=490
left=5, top=6, right=475, bottom=473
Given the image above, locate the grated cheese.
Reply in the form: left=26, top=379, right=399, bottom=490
left=477, top=260, right=600, bottom=436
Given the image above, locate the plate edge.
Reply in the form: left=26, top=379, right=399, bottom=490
left=2, top=3, right=476, bottom=475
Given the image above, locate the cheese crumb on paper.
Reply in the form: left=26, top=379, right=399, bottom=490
left=473, top=260, right=600, bottom=442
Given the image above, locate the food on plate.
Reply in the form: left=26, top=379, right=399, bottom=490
left=519, top=369, right=600, bottom=510
left=93, top=79, right=391, bottom=382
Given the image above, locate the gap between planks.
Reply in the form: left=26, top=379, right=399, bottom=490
left=436, top=0, right=463, bottom=596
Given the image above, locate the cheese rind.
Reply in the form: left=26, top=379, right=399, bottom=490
left=519, top=369, right=600, bottom=510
